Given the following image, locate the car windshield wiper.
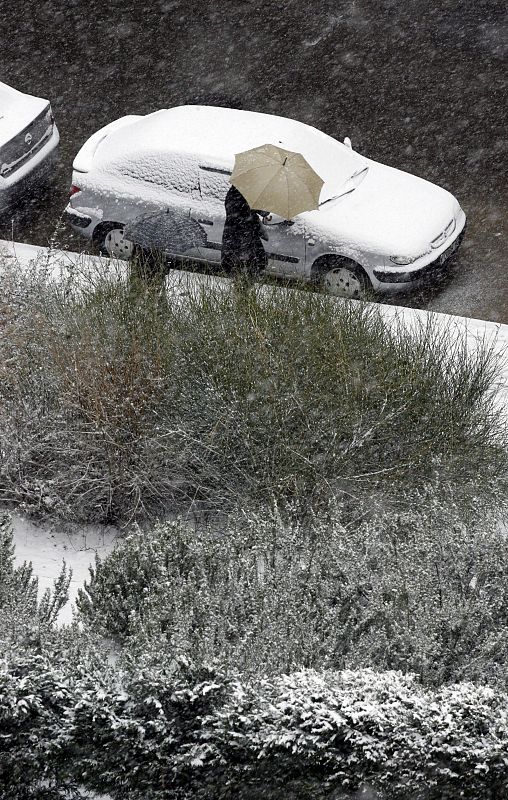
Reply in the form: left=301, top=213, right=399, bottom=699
left=319, top=187, right=356, bottom=207
left=319, top=166, right=369, bottom=207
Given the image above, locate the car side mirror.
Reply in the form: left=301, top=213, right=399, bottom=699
left=344, top=136, right=353, bottom=150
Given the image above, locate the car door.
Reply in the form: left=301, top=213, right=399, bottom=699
left=188, top=164, right=230, bottom=263
left=261, top=213, right=307, bottom=279
left=117, top=152, right=201, bottom=258
left=190, top=164, right=307, bottom=275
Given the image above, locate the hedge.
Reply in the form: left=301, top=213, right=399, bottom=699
left=1, top=654, right=507, bottom=799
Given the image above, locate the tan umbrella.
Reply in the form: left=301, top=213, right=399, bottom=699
left=230, top=143, right=324, bottom=219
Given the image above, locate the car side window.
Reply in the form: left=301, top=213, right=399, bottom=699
left=198, top=165, right=231, bottom=202
left=118, top=152, right=200, bottom=198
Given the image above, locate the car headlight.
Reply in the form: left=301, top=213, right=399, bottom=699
left=44, top=105, right=54, bottom=126
left=389, top=253, right=425, bottom=266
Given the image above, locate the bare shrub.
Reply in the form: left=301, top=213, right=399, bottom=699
left=0, top=256, right=506, bottom=523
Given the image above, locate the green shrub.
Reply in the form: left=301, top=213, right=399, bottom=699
left=206, top=667, right=508, bottom=800
left=0, top=259, right=505, bottom=523
left=2, top=631, right=508, bottom=799
left=0, top=650, right=82, bottom=800
left=77, top=499, right=508, bottom=687
left=0, top=512, right=75, bottom=797
left=6, top=656, right=503, bottom=800
left=69, top=657, right=228, bottom=800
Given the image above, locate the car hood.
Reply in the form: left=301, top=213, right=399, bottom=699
left=307, top=159, right=459, bottom=256
left=0, top=82, right=48, bottom=146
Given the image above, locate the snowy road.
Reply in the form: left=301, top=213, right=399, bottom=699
left=0, top=0, right=506, bottom=321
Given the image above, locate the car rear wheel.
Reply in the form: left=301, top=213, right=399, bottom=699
left=94, top=223, right=134, bottom=259
left=318, top=257, right=370, bottom=300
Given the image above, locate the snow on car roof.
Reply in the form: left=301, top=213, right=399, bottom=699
left=97, top=105, right=366, bottom=193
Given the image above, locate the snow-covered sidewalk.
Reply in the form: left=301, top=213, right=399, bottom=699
left=2, top=238, right=507, bottom=624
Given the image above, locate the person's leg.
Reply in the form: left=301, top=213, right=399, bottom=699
left=131, top=247, right=169, bottom=284
left=129, top=247, right=169, bottom=314
left=232, top=262, right=262, bottom=297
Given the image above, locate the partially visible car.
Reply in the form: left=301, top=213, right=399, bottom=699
left=65, top=105, right=466, bottom=298
left=0, top=82, right=60, bottom=214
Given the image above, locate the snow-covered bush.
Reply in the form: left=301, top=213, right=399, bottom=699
left=204, top=668, right=508, bottom=800
left=2, top=607, right=508, bottom=798
left=77, top=499, right=508, bottom=686
left=0, top=513, right=79, bottom=799
left=0, top=262, right=505, bottom=524
left=69, top=657, right=229, bottom=800
left=21, top=660, right=505, bottom=800
left=0, top=650, right=82, bottom=799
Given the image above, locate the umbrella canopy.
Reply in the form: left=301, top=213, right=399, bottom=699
left=124, top=208, right=207, bottom=253
left=230, top=143, right=324, bottom=219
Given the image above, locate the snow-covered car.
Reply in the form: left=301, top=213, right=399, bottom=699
left=64, top=105, right=466, bottom=298
left=0, top=82, right=60, bottom=214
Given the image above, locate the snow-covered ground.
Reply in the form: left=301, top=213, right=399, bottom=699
left=2, top=238, right=507, bottom=626
left=9, top=513, right=119, bottom=624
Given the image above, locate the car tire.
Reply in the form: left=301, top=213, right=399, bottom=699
left=315, top=256, right=370, bottom=300
left=93, top=222, right=134, bottom=259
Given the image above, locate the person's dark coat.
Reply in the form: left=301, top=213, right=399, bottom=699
left=221, top=185, right=268, bottom=276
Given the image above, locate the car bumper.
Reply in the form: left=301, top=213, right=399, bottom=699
left=64, top=205, right=94, bottom=230
left=0, top=126, right=60, bottom=213
left=372, top=221, right=466, bottom=290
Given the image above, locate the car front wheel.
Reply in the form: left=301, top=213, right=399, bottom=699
left=318, top=257, right=370, bottom=300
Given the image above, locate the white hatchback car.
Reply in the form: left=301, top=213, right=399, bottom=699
left=65, top=105, right=466, bottom=298
left=0, top=82, right=60, bottom=214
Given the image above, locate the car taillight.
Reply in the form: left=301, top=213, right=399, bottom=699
left=69, top=184, right=81, bottom=197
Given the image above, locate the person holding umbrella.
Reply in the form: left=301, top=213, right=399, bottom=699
left=225, top=143, right=324, bottom=285
left=221, top=184, right=268, bottom=281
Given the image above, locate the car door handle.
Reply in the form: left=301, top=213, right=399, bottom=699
left=307, top=238, right=316, bottom=246
left=197, top=218, right=213, bottom=226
